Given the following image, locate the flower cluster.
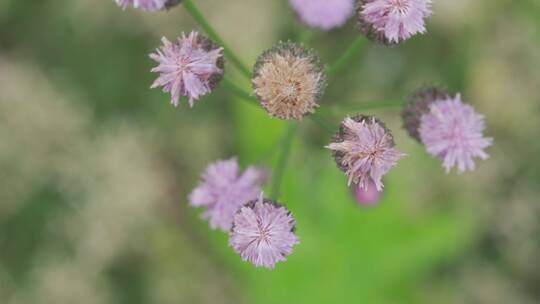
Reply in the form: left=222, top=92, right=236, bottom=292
left=113, top=0, right=494, bottom=269
left=189, top=158, right=298, bottom=269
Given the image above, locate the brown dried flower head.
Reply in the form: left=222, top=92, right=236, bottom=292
left=252, top=41, right=326, bottom=120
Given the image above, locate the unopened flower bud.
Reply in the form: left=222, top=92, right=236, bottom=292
left=352, top=180, right=382, bottom=206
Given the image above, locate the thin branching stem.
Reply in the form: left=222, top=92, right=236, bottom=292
left=221, top=77, right=257, bottom=105
left=326, top=36, right=367, bottom=78
left=271, top=123, right=297, bottom=199
left=297, top=30, right=317, bottom=44
left=322, top=100, right=405, bottom=115
left=309, top=112, right=337, bottom=134
left=182, top=0, right=252, bottom=79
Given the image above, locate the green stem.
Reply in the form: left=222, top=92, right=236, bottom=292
left=297, top=30, right=316, bottom=44
left=256, top=133, right=287, bottom=163
left=270, top=124, right=297, bottom=199
left=219, top=78, right=401, bottom=125
left=182, top=0, right=252, bottom=79
left=309, top=112, right=336, bottom=134
left=326, top=36, right=367, bottom=78
left=323, top=100, right=405, bottom=115
left=221, top=77, right=258, bottom=105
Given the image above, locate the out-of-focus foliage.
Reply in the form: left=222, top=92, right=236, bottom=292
left=1, top=0, right=539, bottom=303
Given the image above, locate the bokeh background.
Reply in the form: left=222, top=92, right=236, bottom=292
left=1, top=0, right=540, bottom=303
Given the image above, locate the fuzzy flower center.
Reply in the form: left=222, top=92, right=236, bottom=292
left=281, top=81, right=301, bottom=103
left=257, top=222, right=272, bottom=242
left=253, top=50, right=323, bottom=120
left=390, top=0, right=409, bottom=12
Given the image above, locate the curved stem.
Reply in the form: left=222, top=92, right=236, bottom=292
left=256, top=133, right=287, bottom=163
left=323, top=100, right=405, bottom=115
left=271, top=123, right=297, bottom=199
left=309, top=112, right=336, bottom=134
left=326, top=36, right=367, bottom=78
left=297, top=30, right=316, bottom=44
left=221, top=77, right=257, bottom=105
left=220, top=78, right=402, bottom=121
left=182, top=0, right=252, bottom=79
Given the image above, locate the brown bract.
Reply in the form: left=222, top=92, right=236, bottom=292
left=401, top=86, right=449, bottom=142
left=252, top=42, right=326, bottom=120
left=355, top=0, right=395, bottom=45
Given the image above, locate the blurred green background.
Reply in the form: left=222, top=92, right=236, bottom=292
left=1, top=0, right=540, bottom=303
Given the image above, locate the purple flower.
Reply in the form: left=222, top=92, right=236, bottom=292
left=189, top=158, right=267, bottom=231
left=290, top=0, right=354, bottom=30
left=327, top=115, right=405, bottom=191
left=419, top=95, right=493, bottom=173
left=115, top=0, right=179, bottom=11
left=357, top=0, right=432, bottom=43
left=150, top=32, right=224, bottom=107
left=229, top=195, right=299, bottom=269
left=353, top=179, right=382, bottom=206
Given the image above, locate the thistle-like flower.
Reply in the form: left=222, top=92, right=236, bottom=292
left=290, top=0, right=355, bottom=30
left=252, top=42, right=326, bottom=120
left=189, top=158, right=267, bottom=231
left=356, top=0, right=432, bottom=44
left=150, top=32, right=224, bottom=107
left=229, top=195, right=299, bottom=269
left=115, top=0, right=180, bottom=11
left=409, top=91, right=493, bottom=174
left=327, top=115, right=405, bottom=191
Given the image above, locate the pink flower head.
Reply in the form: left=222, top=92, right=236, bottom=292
left=290, top=0, right=354, bottom=30
left=419, top=95, right=493, bottom=174
left=115, top=0, right=179, bottom=11
left=229, top=195, right=299, bottom=269
left=327, top=115, right=405, bottom=191
left=150, top=32, right=224, bottom=107
left=353, top=179, right=382, bottom=206
left=189, top=158, right=267, bottom=231
left=358, top=0, right=432, bottom=43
